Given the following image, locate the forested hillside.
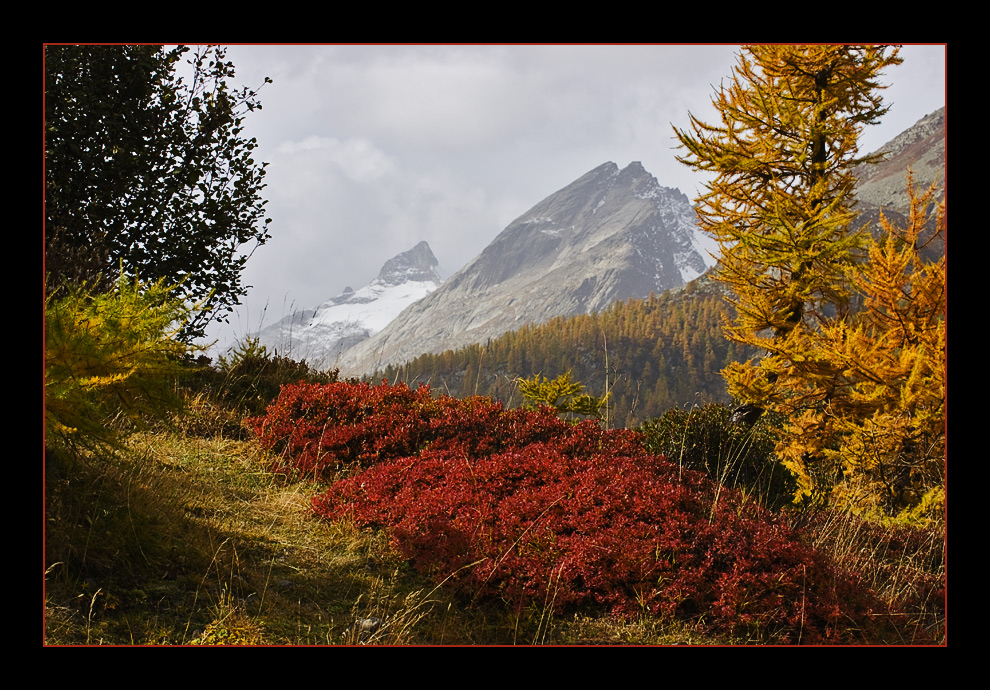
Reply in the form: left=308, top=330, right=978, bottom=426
left=372, top=276, right=756, bottom=427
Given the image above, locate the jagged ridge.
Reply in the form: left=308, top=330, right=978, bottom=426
left=338, top=161, right=714, bottom=376
left=256, top=241, right=442, bottom=368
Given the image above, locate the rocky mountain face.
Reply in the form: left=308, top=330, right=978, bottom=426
left=854, top=106, right=945, bottom=212
left=255, top=241, right=442, bottom=369
left=337, top=161, right=716, bottom=376
left=852, top=106, right=946, bottom=260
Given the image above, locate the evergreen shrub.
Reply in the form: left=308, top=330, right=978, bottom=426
left=212, top=337, right=338, bottom=415
left=45, top=275, right=195, bottom=457
left=639, top=404, right=797, bottom=510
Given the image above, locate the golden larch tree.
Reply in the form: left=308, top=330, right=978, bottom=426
left=672, top=45, right=945, bottom=514
left=800, top=180, right=945, bottom=516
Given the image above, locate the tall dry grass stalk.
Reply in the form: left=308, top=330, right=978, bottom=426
left=802, top=506, right=945, bottom=644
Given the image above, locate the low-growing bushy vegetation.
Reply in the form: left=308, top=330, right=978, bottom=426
left=45, top=309, right=945, bottom=644
left=209, top=337, right=339, bottom=416
left=639, top=404, right=797, bottom=511
left=250, top=378, right=941, bottom=644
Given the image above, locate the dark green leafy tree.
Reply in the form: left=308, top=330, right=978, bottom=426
left=45, top=44, right=273, bottom=339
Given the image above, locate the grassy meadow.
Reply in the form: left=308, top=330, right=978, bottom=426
left=43, top=345, right=945, bottom=646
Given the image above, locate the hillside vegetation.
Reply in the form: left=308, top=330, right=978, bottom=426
left=44, top=328, right=945, bottom=644
left=373, top=277, right=753, bottom=429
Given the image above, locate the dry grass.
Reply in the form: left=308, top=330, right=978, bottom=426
left=44, top=391, right=469, bottom=645
left=800, top=505, right=946, bottom=645
left=44, top=393, right=945, bottom=646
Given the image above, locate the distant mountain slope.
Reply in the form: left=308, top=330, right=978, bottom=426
left=339, top=161, right=715, bottom=376
left=372, top=274, right=752, bottom=428
left=853, top=106, right=945, bottom=212
left=256, top=241, right=442, bottom=368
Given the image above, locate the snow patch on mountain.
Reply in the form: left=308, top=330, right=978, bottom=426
left=255, top=241, right=442, bottom=369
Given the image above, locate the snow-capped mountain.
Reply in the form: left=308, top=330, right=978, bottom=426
left=337, top=161, right=716, bottom=376
left=255, top=241, right=442, bottom=369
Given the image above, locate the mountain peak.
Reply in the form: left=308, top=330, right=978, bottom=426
left=590, top=161, right=619, bottom=175
left=338, top=161, right=712, bottom=375
left=255, top=240, right=442, bottom=368
left=377, top=240, right=441, bottom=286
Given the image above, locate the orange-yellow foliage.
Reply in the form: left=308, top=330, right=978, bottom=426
left=45, top=275, right=198, bottom=455
left=674, top=46, right=945, bottom=515
left=675, top=45, right=902, bottom=343
left=798, top=181, right=945, bottom=514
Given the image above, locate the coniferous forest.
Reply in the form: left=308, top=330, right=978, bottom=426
left=373, top=277, right=753, bottom=428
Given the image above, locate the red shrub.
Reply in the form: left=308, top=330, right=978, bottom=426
left=248, top=380, right=577, bottom=478
left=253, top=380, right=902, bottom=642
left=246, top=380, right=440, bottom=476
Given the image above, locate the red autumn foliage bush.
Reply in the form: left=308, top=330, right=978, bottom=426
left=250, top=380, right=906, bottom=643
left=247, top=379, right=434, bottom=475
left=247, top=380, right=568, bottom=477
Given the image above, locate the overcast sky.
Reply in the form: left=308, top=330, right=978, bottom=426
left=204, top=44, right=946, bottom=352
